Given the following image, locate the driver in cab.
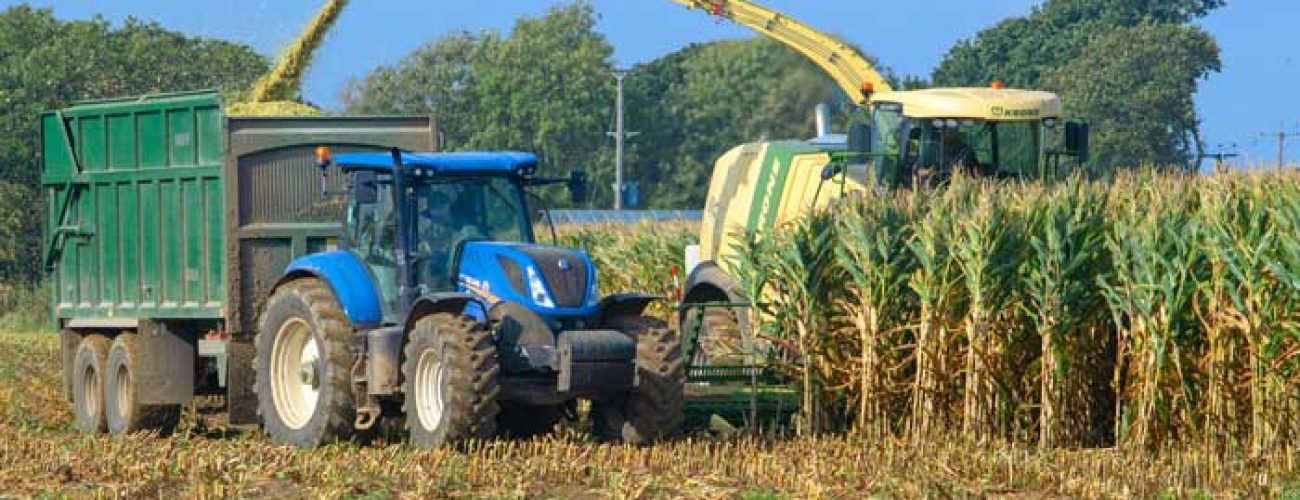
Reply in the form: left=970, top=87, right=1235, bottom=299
left=417, top=189, right=486, bottom=288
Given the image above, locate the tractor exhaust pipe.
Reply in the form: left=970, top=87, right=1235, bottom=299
left=814, top=102, right=833, bottom=138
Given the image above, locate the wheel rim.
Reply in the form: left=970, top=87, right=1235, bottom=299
left=113, top=360, right=131, bottom=421
left=414, top=347, right=448, bottom=432
left=271, top=318, right=320, bottom=430
left=81, top=363, right=100, bottom=420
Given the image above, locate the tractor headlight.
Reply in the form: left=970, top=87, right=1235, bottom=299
left=587, top=278, right=600, bottom=306
left=526, top=266, right=556, bottom=308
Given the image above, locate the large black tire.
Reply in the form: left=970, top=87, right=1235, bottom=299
left=497, top=402, right=564, bottom=440
left=403, top=313, right=499, bottom=449
left=72, top=334, right=111, bottom=434
left=254, top=279, right=355, bottom=448
left=595, top=316, right=685, bottom=444
left=105, top=333, right=181, bottom=435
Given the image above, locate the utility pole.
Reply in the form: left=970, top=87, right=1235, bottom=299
left=1261, top=126, right=1300, bottom=169
left=1197, top=148, right=1239, bottom=175
left=608, top=70, right=639, bottom=210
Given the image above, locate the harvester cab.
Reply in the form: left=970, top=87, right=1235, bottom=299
left=257, top=149, right=684, bottom=448
left=858, top=87, right=1090, bottom=190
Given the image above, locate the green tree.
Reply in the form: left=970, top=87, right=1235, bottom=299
left=344, top=3, right=617, bottom=206
left=345, top=4, right=876, bottom=209
left=1044, top=24, right=1220, bottom=170
left=0, top=180, right=38, bottom=284
left=931, top=0, right=1223, bottom=172
left=623, top=38, right=845, bottom=209
left=933, top=0, right=1223, bottom=88
left=0, top=6, right=266, bottom=284
left=341, top=31, right=477, bottom=145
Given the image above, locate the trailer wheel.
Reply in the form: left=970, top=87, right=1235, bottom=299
left=403, top=313, right=499, bottom=449
left=596, top=315, right=685, bottom=444
left=72, top=334, right=111, bottom=434
left=497, top=402, right=564, bottom=439
left=103, top=333, right=181, bottom=436
left=255, top=279, right=355, bottom=448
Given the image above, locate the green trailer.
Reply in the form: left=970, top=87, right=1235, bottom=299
left=42, top=90, right=436, bottom=429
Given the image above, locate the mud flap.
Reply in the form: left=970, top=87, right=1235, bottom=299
left=60, top=329, right=80, bottom=402
left=135, top=321, right=196, bottom=405
left=226, top=340, right=258, bottom=425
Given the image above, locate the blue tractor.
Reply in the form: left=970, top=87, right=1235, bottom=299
left=254, top=149, right=684, bottom=448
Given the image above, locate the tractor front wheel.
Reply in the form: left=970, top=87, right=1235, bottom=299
left=595, top=315, right=685, bottom=444
left=403, top=313, right=499, bottom=449
left=255, top=279, right=356, bottom=448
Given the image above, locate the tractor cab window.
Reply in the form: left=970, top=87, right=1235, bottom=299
left=347, top=172, right=395, bottom=258
left=412, top=176, right=532, bottom=291
left=346, top=172, right=400, bottom=314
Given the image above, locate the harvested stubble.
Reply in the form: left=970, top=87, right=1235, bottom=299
left=1, top=329, right=1295, bottom=498
left=735, top=171, right=1300, bottom=466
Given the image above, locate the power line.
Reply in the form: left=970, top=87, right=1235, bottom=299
left=1260, top=125, right=1300, bottom=168
left=1197, top=148, right=1238, bottom=174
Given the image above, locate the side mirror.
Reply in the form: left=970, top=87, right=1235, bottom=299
left=1065, top=120, right=1090, bottom=163
left=567, top=169, right=588, bottom=204
left=820, top=164, right=843, bottom=181
left=352, top=171, right=378, bottom=204
left=848, top=123, right=873, bottom=156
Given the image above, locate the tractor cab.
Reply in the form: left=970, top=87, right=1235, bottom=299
left=327, top=150, right=588, bottom=322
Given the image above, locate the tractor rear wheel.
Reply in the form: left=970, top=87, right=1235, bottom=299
left=255, top=279, right=356, bottom=448
left=72, top=334, right=111, bottom=434
left=104, top=333, right=181, bottom=435
left=403, top=313, right=499, bottom=449
left=595, top=315, right=685, bottom=444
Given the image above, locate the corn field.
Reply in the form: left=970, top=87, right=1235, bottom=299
left=557, top=221, right=697, bottom=318
left=734, top=171, right=1300, bottom=455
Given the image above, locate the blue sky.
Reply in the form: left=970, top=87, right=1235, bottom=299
left=9, top=1, right=1299, bottom=168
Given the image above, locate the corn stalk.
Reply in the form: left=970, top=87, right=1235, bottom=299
left=1023, top=180, right=1112, bottom=449
left=950, top=182, right=1025, bottom=442
left=1099, top=176, right=1203, bottom=452
left=836, top=195, right=916, bottom=437
left=733, top=212, right=844, bottom=434
left=905, top=190, right=964, bottom=440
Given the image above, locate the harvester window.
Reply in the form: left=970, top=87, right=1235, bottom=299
left=870, top=103, right=905, bottom=187
left=991, top=121, right=1040, bottom=178
left=902, top=119, right=1042, bottom=182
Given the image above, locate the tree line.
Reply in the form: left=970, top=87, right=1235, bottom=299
left=0, top=1, right=1223, bottom=291
left=344, top=0, right=1223, bottom=206
left=0, top=6, right=266, bottom=286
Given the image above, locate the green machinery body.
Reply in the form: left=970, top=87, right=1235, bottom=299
left=42, top=90, right=436, bottom=422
